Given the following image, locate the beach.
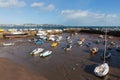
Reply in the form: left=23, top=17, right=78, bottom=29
left=0, top=32, right=120, bottom=80
left=0, top=58, right=47, bottom=80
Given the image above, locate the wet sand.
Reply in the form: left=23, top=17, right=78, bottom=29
left=0, top=58, right=47, bottom=80
left=0, top=33, right=120, bottom=80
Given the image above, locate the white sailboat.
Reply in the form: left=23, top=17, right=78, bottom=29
left=94, top=28, right=109, bottom=77
left=94, top=63, right=109, bottom=77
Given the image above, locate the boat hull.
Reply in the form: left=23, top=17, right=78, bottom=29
left=30, top=48, right=44, bottom=55
left=51, top=42, right=58, bottom=47
left=40, top=51, right=52, bottom=57
left=3, top=33, right=28, bottom=38
left=94, top=63, right=109, bottom=77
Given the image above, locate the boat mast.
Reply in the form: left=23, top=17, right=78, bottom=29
left=104, top=28, right=107, bottom=63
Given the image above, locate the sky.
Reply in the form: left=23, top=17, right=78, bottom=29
left=0, top=0, right=120, bottom=26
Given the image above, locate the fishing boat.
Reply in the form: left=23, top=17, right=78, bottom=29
left=40, top=50, right=52, bottom=57
left=51, top=42, right=58, bottom=47
left=30, top=48, right=44, bottom=55
left=94, top=28, right=109, bottom=77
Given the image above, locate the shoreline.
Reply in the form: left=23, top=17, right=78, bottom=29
left=0, top=28, right=120, bottom=39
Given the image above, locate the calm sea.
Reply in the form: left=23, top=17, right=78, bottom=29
left=0, top=26, right=119, bottom=30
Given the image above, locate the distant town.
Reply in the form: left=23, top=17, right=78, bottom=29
left=0, top=24, right=63, bottom=27
left=0, top=24, right=120, bottom=32
left=0, top=24, right=120, bottom=28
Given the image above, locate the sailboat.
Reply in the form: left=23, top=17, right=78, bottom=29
left=94, top=28, right=109, bottom=77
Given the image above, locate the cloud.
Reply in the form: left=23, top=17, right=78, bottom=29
left=0, top=0, right=26, bottom=8
left=43, top=4, right=55, bottom=11
left=61, top=10, right=120, bottom=26
left=30, top=2, right=44, bottom=8
left=31, top=2, right=55, bottom=11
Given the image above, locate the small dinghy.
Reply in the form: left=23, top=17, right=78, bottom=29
left=94, top=40, right=100, bottom=44
left=107, top=45, right=113, bottom=50
left=94, top=63, right=109, bottom=77
left=30, top=48, right=44, bottom=55
left=67, top=39, right=72, bottom=44
left=110, top=41, right=115, bottom=46
left=77, top=41, right=83, bottom=46
left=55, top=36, right=62, bottom=42
left=35, top=39, right=43, bottom=45
left=51, top=42, right=58, bottom=47
left=90, top=47, right=98, bottom=54
left=99, top=35, right=104, bottom=39
left=40, top=50, right=52, bottom=57
left=66, top=36, right=70, bottom=41
left=3, top=42, right=15, bottom=46
left=65, top=44, right=72, bottom=51
left=80, top=38, right=85, bottom=42
left=108, top=36, right=113, bottom=39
